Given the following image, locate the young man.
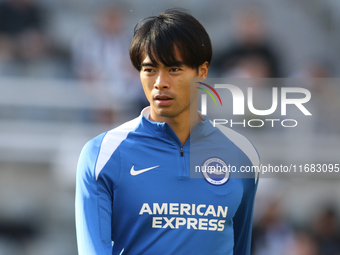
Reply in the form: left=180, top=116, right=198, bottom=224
left=76, top=9, right=259, bottom=255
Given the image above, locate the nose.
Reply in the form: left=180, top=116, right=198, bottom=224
left=154, top=70, right=170, bottom=90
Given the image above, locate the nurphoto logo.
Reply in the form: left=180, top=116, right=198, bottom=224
left=197, top=82, right=312, bottom=128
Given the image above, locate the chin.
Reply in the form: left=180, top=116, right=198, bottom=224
left=155, top=108, right=177, bottom=118
left=157, top=110, right=173, bottom=118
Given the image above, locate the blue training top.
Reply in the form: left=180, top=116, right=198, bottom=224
left=76, top=107, right=259, bottom=255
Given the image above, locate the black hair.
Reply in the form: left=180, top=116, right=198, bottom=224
left=129, top=8, right=212, bottom=71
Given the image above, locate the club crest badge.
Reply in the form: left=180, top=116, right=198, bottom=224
left=201, top=157, right=230, bottom=186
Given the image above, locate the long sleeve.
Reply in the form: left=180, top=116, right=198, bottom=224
left=233, top=177, right=259, bottom=255
left=75, top=133, right=113, bottom=255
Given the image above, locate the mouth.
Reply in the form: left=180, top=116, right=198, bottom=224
left=154, top=95, right=173, bottom=100
left=154, top=94, right=174, bottom=106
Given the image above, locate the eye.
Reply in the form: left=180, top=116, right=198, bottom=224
left=143, top=68, right=155, bottom=73
left=169, top=68, right=180, bottom=72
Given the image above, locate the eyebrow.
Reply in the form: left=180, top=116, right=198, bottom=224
left=141, top=62, right=156, bottom=67
left=141, top=61, right=184, bottom=68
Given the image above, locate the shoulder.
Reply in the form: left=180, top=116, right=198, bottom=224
left=213, top=123, right=260, bottom=167
left=78, top=116, right=142, bottom=180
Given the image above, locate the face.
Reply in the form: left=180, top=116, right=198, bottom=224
left=140, top=51, right=208, bottom=123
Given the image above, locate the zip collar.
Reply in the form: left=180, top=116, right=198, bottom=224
left=139, top=107, right=214, bottom=147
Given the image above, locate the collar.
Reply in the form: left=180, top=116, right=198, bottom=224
left=139, top=106, right=214, bottom=145
left=141, top=106, right=206, bottom=122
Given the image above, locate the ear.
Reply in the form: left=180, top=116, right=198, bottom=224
left=198, top=61, right=209, bottom=80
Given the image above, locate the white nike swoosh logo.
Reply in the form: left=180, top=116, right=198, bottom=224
left=130, top=165, right=160, bottom=176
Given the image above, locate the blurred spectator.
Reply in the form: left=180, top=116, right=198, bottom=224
left=251, top=200, right=295, bottom=255
left=72, top=4, right=148, bottom=114
left=289, top=231, right=320, bottom=255
left=312, top=208, right=340, bottom=255
left=287, top=59, right=340, bottom=134
left=0, top=0, right=43, bottom=36
left=213, top=4, right=283, bottom=79
left=72, top=4, right=147, bottom=113
left=290, top=59, right=333, bottom=92
left=226, top=54, right=272, bottom=79
left=0, top=0, right=49, bottom=75
left=72, top=4, right=130, bottom=82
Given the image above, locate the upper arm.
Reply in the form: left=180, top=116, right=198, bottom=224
left=75, top=134, right=114, bottom=255
left=232, top=140, right=259, bottom=255
left=233, top=177, right=259, bottom=255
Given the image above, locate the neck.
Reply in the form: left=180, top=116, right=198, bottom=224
left=165, top=113, right=202, bottom=146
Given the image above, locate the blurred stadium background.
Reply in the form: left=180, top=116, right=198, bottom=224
left=0, top=0, right=340, bottom=254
